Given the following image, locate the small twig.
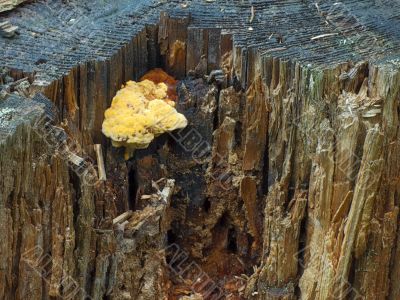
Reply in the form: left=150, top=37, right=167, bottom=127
left=249, top=6, right=255, bottom=23
left=315, top=2, right=321, bottom=14
left=240, top=273, right=250, bottom=280
left=156, top=177, right=166, bottom=184
left=152, top=180, right=161, bottom=193
left=311, top=33, right=338, bottom=40
left=94, top=144, right=106, bottom=181
left=235, top=274, right=249, bottom=282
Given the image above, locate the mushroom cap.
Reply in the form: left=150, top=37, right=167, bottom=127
left=102, top=73, right=188, bottom=158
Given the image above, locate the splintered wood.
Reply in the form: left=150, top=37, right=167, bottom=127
left=0, top=20, right=18, bottom=38
left=0, top=0, right=26, bottom=13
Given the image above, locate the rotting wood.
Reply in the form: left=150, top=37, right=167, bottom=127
left=0, top=1, right=400, bottom=300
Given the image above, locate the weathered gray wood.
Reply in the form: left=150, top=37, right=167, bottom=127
left=0, top=0, right=26, bottom=13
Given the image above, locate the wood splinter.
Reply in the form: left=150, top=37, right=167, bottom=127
left=249, top=6, right=255, bottom=23
left=159, top=179, right=175, bottom=204
left=113, top=210, right=133, bottom=226
left=94, top=144, right=106, bottom=181
left=0, top=21, right=18, bottom=38
left=311, top=33, right=339, bottom=40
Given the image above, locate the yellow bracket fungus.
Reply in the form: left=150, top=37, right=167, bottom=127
left=102, top=71, right=187, bottom=160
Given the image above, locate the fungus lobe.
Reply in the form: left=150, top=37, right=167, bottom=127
left=102, top=70, right=187, bottom=159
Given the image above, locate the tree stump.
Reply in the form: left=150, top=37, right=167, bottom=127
left=0, top=0, right=400, bottom=299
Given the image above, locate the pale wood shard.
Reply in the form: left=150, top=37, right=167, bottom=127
left=94, top=144, right=107, bottom=181
left=310, top=33, right=339, bottom=40
left=159, top=179, right=175, bottom=203
left=0, top=0, right=26, bottom=13
left=113, top=211, right=133, bottom=226
left=0, top=20, right=19, bottom=38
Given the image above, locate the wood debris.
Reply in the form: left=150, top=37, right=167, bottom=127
left=0, top=21, right=18, bottom=38
left=112, top=210, right=133, bottom=225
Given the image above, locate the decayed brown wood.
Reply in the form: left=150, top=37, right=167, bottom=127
left=0, top=95, right=107, bottom=300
